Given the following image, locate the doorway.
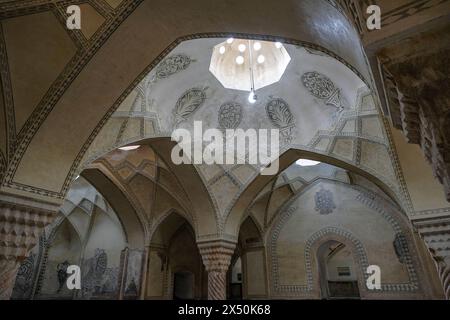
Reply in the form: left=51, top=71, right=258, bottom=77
left=317, top=240, right=360, bottom=299
left=173, top=271, right=194, bottom=300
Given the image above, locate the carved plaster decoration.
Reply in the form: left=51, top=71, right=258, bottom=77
left=173, top=87, right=207, bottom=125
left=154, top=54, right=193, bottom=81
left=413, top=216, right=450, bottom=299
left=393, top=233, right=408, bottom=264
left=314, top=187, right=336, bottom=215
left=302, top=71, right=343, bottom=110
left=265, top=97, right=295, bottom=144
left=218, top=102, right=242, bottom=130
left=381, top=48, right=450, bottom=201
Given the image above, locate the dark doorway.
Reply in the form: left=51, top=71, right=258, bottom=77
left=173, top=271, right=194, bottom=300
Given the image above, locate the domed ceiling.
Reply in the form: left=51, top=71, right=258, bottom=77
left=79, top=37, right=404, bottom=228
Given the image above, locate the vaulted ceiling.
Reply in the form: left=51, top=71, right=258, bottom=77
left=0, top=0, right=448, bottom=216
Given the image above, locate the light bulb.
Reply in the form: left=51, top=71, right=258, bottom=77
left=253, top=42, right=262, bottom=51
left=275, top=42, right=282, bottom=49
left=119, top=145, right=140, bottom=151
left=248, top=90, right=257, bottom=104
left=235, top=55, right=244, bottom=65
left=238, top=44, right=246, bottom=52
left=227, top=38, right=234, bottom=44
left=257, top=54, right=265, bottom=64
left=219, top=46, right=226, bottom=54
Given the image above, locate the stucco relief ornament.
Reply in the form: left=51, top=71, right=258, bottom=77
left=393, top=233, right=408, bottom=264
left=314, top=187, right=336, bottom=215
left=154, top=54, right=193, bottom=81
left=301, top=71, right=343, bottom=110
left=173, top=87, right=207, bottom=126
left=218, top=102, right=242, bottom=130
left=266, top=97, right=295, bottom=144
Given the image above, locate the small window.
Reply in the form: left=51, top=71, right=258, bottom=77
left=337, top=266, right=351, bottom=277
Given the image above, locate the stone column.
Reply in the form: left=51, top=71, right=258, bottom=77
left=198, top=240, right=236, bottom=300
left=0, top=194, right=58, bottom=299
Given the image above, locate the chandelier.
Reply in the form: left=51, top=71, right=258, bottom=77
left=209, top=38, right=291, bottom=103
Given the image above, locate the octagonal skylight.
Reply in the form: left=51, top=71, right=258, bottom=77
left=209, top=38, right=291, bottom=92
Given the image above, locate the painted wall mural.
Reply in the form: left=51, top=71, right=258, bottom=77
left=11, top=178, right=131, bottom=300
left=81, top=248, right=121, bottom=299
left=121, top=248, right=145, bottom=299
left=10, top=253, right=37, bottom=299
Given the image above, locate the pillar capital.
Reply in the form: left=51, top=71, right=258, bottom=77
left=198, top=240, right=236, bottom=273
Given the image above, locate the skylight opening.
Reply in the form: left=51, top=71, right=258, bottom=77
left=296, top=159, right=321, bottom=166
left=119, top=145, right=140, bottom=151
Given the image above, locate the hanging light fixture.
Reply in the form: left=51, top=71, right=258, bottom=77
left=247, top=40, right=257, bottom=104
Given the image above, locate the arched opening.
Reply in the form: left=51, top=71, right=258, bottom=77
left=146, top=212, right=206, bottom=299
left=37, top=219, right=82, bottom=300
left=11, top=177, right=129, bottom=300
left=228, top=216, right=266, bottom=299
left=225, top=148, right=404, bottom=238
left=261, top=157, right=431, bottom=299
left=83, top=139, right=219, bottom=239
left=81, top=168, right=146, bottom=249
left=317, top=240, right=360, bottom=300
left=228, top=257, right=243, bottom=300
